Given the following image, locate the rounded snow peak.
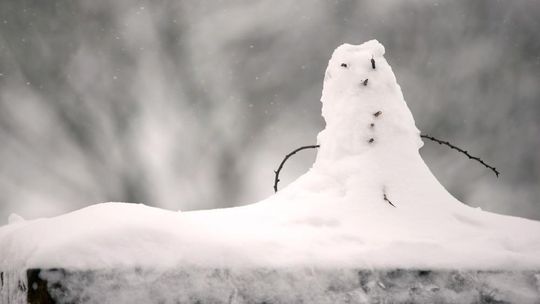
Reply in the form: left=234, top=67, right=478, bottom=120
left=336, top=39, right=385, bottom=57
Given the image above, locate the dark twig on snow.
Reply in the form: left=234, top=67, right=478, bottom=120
left=363, top=79, right=369, bottom=86
left=274, top=145, right=320, bottom=193
left=383, top=193, right=396, bottom=207
left=371, top=56, right=376, bottom=70
left=420, top=134, right=499, bottom=177
left=272, top=135, right=499, bottom=192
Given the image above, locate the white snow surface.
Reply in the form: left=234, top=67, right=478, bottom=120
left=1, top=40, right=540, bottom=271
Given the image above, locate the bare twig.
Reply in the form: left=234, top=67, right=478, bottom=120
left=273, top=145, right=320, bottom=192
left=273, top=134, right=499, bottom=192
left=383, top=193, right=396, bottom=207
left=420, top=134, right=499, bottom=177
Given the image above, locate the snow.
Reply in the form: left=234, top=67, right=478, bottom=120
left=1, top=40, right=540, bottom=272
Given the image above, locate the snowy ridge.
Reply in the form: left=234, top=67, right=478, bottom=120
left=1, top=40, right=540, bottom=271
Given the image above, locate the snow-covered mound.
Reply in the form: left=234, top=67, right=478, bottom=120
left=1, top=40, right=540, bottom=271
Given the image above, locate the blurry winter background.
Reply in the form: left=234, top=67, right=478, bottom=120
left=0, top=0, right=539, bottom=223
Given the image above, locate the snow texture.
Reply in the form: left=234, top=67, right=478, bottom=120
left=1, top=40, right=540, bottom=274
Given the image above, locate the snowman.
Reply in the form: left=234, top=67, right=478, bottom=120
left=278, top=40, right=458, bottom=212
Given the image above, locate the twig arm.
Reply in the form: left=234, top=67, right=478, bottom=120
left=273, top=145, right=320, bottom=192
left=420, top=134, right=500, bottom=177
left=273, top=134, right=499, bottom=192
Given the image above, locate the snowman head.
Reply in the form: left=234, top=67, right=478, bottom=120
left=322, top=40, right=391, bottom=105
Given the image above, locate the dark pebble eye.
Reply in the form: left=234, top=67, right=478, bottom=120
left=340, top=63, right=348, bottom=68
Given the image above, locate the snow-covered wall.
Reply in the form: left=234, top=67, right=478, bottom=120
left=7, top=268, right=540, bottom=304
left=0, top=270, right=26, bottom=304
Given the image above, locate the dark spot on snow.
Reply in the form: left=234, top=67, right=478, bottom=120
left=370, top=123, right=375, bottom=128
left=371, top=56, right=376, bottom=69
left=340, top=63, right=348, bottom=68
left=374, top=111, right=382, bottom=117
left=363, top=79, right=369, bottom=86
left=418, top=270, right=431, bottom=277
left=368, top=138, right=375, bottom=143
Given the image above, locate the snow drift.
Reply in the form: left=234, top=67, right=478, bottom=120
left=1, top=40, right=540, bottom=272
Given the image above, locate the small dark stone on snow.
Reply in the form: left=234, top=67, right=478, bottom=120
left=368, top=138, right=375, bottom=143
left=341, top=63, right=348, bottom=68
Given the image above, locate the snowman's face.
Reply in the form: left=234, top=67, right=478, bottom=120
left=325, top=47, right=371, bottom=81
left=322, top=41, right=390, bottom=101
